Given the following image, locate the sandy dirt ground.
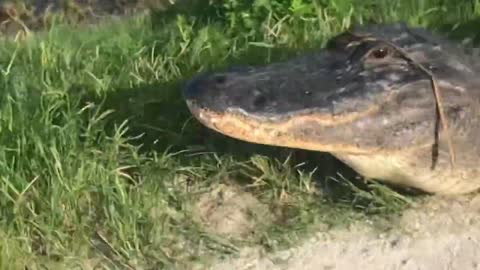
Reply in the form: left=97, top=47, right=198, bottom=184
left=209, top=193, right=480, bottom=270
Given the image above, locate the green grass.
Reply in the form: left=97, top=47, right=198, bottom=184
left=0, top=0, right=479, bottom=269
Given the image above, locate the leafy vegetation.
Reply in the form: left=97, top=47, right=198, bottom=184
left=0, top=0, right=478, bottom=269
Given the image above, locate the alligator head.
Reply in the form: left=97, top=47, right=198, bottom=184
left=183, top=23, right=480, bottom=195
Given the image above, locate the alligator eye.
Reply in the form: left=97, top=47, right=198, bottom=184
left=369, top=47, right=390, bottom=59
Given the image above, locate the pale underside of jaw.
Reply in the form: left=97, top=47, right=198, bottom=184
left=195, top=106, right=431, bottom=155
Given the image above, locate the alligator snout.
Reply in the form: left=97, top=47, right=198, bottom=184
left=184, top=69, right=279, bottom=116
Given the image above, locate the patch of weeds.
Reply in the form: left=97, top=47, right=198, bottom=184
left=216, top=154, right=416, bottom=252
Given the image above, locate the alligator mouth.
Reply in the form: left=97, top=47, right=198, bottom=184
left=185, top=98, right=400, bottom=155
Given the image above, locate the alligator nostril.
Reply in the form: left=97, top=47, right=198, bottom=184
left=253, top=95, right=267, bottom=108
left=184, top=76, right=205, bottom=99
left=184, top=73, right=226, bottom=99
left=214, top=75, right=226, bottom=84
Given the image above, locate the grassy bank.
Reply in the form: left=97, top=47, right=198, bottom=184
left=0, top=0, right=479, bottom=269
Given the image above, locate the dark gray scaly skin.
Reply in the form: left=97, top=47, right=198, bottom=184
left=183, top=23, right=480, bottom=195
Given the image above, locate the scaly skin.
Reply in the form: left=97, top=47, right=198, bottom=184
left=183, top=23, right=480, bottom=195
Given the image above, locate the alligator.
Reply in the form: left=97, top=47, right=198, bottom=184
left=183, top=23, right=480, bottom=195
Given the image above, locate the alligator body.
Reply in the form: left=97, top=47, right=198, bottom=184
left=183, top=23, right=480, bottom=195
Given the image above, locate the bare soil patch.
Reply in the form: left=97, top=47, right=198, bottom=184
left=194, top=183, right=274, bottom=239
left=209, top=193, right=480, bottom=270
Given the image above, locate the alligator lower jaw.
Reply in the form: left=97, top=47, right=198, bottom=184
left=186, top=102, right=429, bottom=155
